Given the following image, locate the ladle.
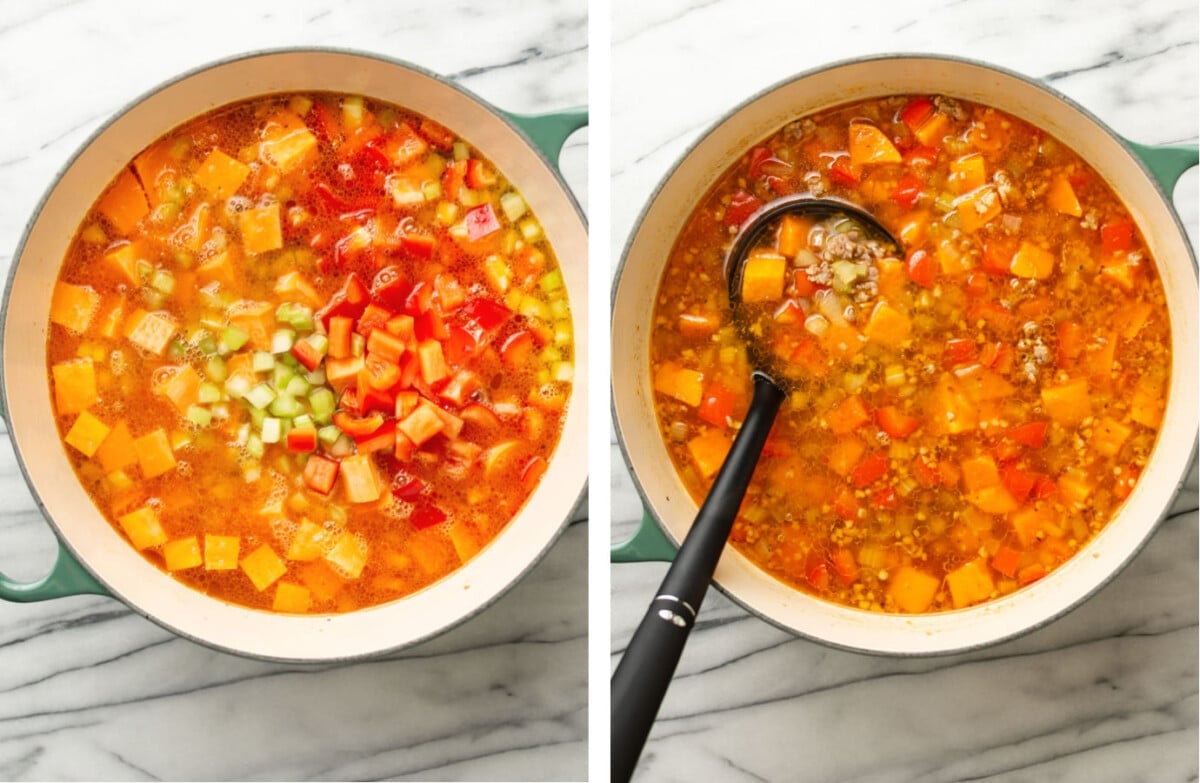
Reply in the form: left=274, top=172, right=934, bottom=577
left=611, top=194, right=901, bottom=782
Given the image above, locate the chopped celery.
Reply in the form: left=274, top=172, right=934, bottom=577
left=196, top=334, right=218, bottom=356
left=166, top=339, right=186, bottom=362
left=329, top=434, right=356, bottom=457
left=150, top=269, right=176, bottom=295
left=249, top=407, right=267, bottom=429
left=198, top=382, right=222, bottom=404
left=186, top=405, right=212, bottom=427
left=142, top=288, right=167, bottom=310
left=452, top=141, right=470, bottom=161
left=279, top=351, right=300, bottom=370
left=271, top=329, right=296, bottom=354
left=342, top=96, right=364, bottom=129
left=285, top=376, right=310, bottom=397
left=244, top=383, right=277, bottom=410
left=303, top=333, right=329, bottom=356
left=554, top=323, right=572, bottom=346
left=236, top=423, right=250, bottom=446
left=549, top=298, right=570, bottom=319
left=351, top=333, right=365, bottom=358
left=293, top=414, right=315, bottom=431
left=305, top=366, right=327, bottom=386
left=252, top=351, right=276, bottom=373
left=458, top=188, right=483, bottom=207
left=422, top=180, right=442, bottom=201
left=136, top=259, right=154, bottom=281
left=519, top=219, right=543, bottom=242
left=309, top=388, right=336, bottom=424
left=222, top=326, right=250, bottom=352
left=317, top=424, right=341, bottom=445
left=553, top=362, right=574, bottom=383
left=269, top=394, right=303, bottom=419
left=225, top=374, right=252, bottom=400
left=211, top=403, right=230, bottom=420
left=539, top=269, right=563, bottom=293
left=245, top=434, right=264, bottom=459
left=500, top=191, right=528, bottom=222
left=276, top=302, right=315, bottom=331
left=518, top=296, right=551, bottom=322
left=205, top=356, right=228, bottom=383
left=261, top=417, right=282, bottom=444
left=272, top=363, right=295, bottom=389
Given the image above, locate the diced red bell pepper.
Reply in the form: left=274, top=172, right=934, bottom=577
left=366, top=329, right=407, bottom=364
left=461, top=403, right=501, bottom=430
left=303, top=454, right=339, bottom=495
left=414, top=309, right=449, bottom=342
left=371, top=266, right=413, bottom=310
left=398, top=352, right=421, bottom=389
left=399, top=232, right=436, bottom=260
left=943, top=337, right=978, bottom=366
left=833, top=487, right=861, bottom=521
left=362, top=355, right=402, bottom=391
left=724, top=189, right=762, bottom=228
left=902, top=144, right=938, bottom=167
left=465, top=203, right=501, bottom=241
left=307, top=101, right=340, bottom=144
left=906, top=248, right=937, bottom=288
left=899, top=97, right=936, bottom=133
left=333, top=410, right=384, bottom=439
left=1033, top=475, right=1058, bottom=500
left=461, top=298, right=513, bottom=332
left=1100, top=220, right=1134, bottom=253
left=392, top=476, right=426, bottom=502
left=390, top=123, right=429, bottom=169
left=876, top=406, right=919, bottom=439
left=411, top=505, right=447, bottom=530
left=991, top=546, right=1022, bottom=578
left=1000, top=464, right=1037, bottom=503
left=313, top=181, right=356, bottom=214
left=354, top=419, right=396, bottom=453
left=982, top=238, right=1018, bottom=275
left=1018, top=564, right=1047, bottom=586
left=1007, top=420, right=1049, bottom=449
left=830, top=547, right=858, bottom=582
left=828, top=157, right=860, bottom=187
left=443, top=325, right=478, bottom=367
left=913, top=457, right=940, bottom=487
left=891, top=174, right=923, bottom=210
left=697, top=382, right=736, bottom=428
left=791, top=270, right=817, bottom=297
left=405, top=280, right=434, bottom=316
left=291, top=339, right=324, bottom=372
left=871, top=486, right=898, bottom=510
left=417, top=118, right=456, bottom=151
left=807, top=560, right=831, bottom=591
left=442, top=160, right=468, bottom=202
left=1113, top=464, right=1140, bottom=501
left=465, top=159, right=497, bottom=189
left=520, top=455, right=548, bottom=488
left=359, top=383, right=397, bottom=416
left=851, top=451, right=889, bottom=489
left=500, top=329, right=535, bottom=369
left=286, top=427, right=317, bottom=453
left=356, top=303, right=394, bottom=339
left=748, top=146, right=772, bottom=178
left=316, top=273, right=370, bottom=329
left=339, top=387, right=360, bottom=415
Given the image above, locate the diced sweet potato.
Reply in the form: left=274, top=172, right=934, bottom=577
left=398, top=402, right=445, bottom=447
left=687, top=428, right=732, bottom=480
left=240, top=544, right=287, bottom=591
left=1010, top=241, right=1055, bottom=279
left=888, top=566, right=940, bottom=613
left=407, top=530, right=459, bottom=576
left=678, top=311, right=721, bottom=338
left=1129, top=381, right=1164, bottom=429
left=862, top=300, right=911, bottom=348
left=126, top=310, right=177, bottom=355
left=204, top=534, right=240, bottom=570
left=340, top=454, right=381, bottom=504
left=1011, top=503, right=1056, bottom=546
left=286, top=520, right=330, bottom=561
left=913, top=112, right=950, bottom=146
left=1057, top=468, right=1094, bottom=507
left=741, top=253, right=787, bottom=302
left=927, top=373, right=977, bottom=435
left=132, top=140, right=180, bottom=207
left=1099, top=258, right=1139, bottom=292
left=52, top=358, right=98, bottom=416
left=848, top=122, right=901, bottom=165
left=948, top=154, right=987, bottom=194
left=776, top=214, right=812, bottom=257
left=969, top=485, right=1019, bottom=515
left=261, top=125, right=318, bottom=174
left=324, top=531, right=369, bottom=578
left=1112, top=301, right=1153, bottom=339
left=95, top=421, right=137, bottom=473
left=653, top=362, right=704, bottom=407
left=156, top=364, right=202, bottom=416
left=1041, top=378, right=1090, bottom=426
left=272, top=581, right=313, bottom=613
left=118, top=506, right=167, bottom=550
left=297, top=559, right=345, bottom=602
left=238, top=204, right=283, bottom=255
left=960, top=455, right=1000, bottom=492
left=193, top=148, right=251, bottom=198
left=104, top=243, right=144, bottom=287
left=196, top=250, right=236, bottom=289
left=946, top=558, right=996, bottom=609
left=163, top=537, right=203, bottom=571
left=827, top=395, right=871, bottom=435
left=50, top=282, right=101, bottom=333
left=133, top=428, right=176, bottom=479
left=1046, top=175, right=1082, bottom=217
left=417, top=340, right=450, bottom=385
left=64, top=410, right=111, bottom=457
left=447, top=518, right=483, bottom=562
left=1091, top=416, right=1132, bottom=457
left=827, top=436, right=866, bottom=477
left=96, top=168, right=149, bottom=235
left=953, top=186, right=1002, bottom=233
left=227, top=300, right=275, bottom=351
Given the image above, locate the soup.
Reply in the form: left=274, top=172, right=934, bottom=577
left=48, top=93, right=573, bottom=613
left=650, top=95, right=1169, bottom=613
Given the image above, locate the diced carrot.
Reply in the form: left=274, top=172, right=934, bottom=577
left=1046, top=175, right=1082, bottom=216
left=1056, top=321, right=1086, bottom=368
left=52, top=358, right=98, bottom=415
left=1085, top=331, right=1118, bottom=387
left=303, top=454, right=340, bottom=495
left=126, top=310, right=177, bottom=356
left=416, top=340, right=450, bottom=385
left=50, top=282, right=101, bottom=333
left=340, top=454, right=382, bottom=504
left=876, top=406, right=919, bottom=439
left=850, top=451, right=889, bottom=488
left=238, top=204, right=283, bottom=255
left=366, top=329, right=406, bottom=364
left=991, top=546, right=1022, bottom=578
left=740, top=253, right=787, bottom=302
left=95, top=421, right=136, bottom=473
left=687, top=428, right=732, bottom=480
left=832, top=487, right=859, bottom=520
left=134, top=428, right=176, bottom=479
left=241, top=544, right=287, bottom=591
left=888, top=566, right=939, bottom=613
left=827, top=395, right=871, bottom=435
left=96, top=168, right=149, bottom=235
left=946, top=558, right=996, bottom=608
left=1041, top=378, right=1090, bottom=426
left=193, top=148, right=251, bottom=199
left=848, top=122, right=901, bottom=165
left=64, top=410, right=111, bottom=458
left=1009, top=241, right=1055, bottom=279
left=1018, top=564, right=1047, bottom=586
left=1007, top=420, right=1048, bottom=449
left=117, top=506, right=167, bottom=550
left=862, top=300, right=911, bottom=348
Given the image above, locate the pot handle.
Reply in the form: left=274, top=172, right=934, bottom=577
left=503, top=107, right=588, bottom=168
left=611, top=507, right=677, bottom=563
left=0, top=540, right=108, bottom=602
left=1125, top=140, right=1198, bottom=194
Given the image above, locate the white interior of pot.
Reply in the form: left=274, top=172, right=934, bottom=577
left=3, top=50, right=588, bottom=661
left=613, top=56, right=1197, bottom=655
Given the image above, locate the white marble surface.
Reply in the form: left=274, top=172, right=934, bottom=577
left=0, top=2, right=587, bottom=781
left=610, top=1, right=1199, bottom=781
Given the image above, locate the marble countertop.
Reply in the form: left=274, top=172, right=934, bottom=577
left=610, top=0, right=1199, bottom=781
left=0, top=2, right=587, bottom=781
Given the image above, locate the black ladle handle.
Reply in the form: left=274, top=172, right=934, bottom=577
left=611, top=373, right=786, bottom=782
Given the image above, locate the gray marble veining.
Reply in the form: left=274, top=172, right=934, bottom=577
left=610, top=0, right=1198, bottom=781
left=0, top=1, right=587, bottom=781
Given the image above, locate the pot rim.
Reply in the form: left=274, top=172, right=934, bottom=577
left=610, top=52, right=1198, bottom=656
left=1, top=46, right=587, bottom=663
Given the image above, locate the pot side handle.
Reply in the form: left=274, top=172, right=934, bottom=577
left=0, top=540, right=108, bottom=602
left=503, top=107, right=588, bottom=168
left=1125, top=139, right=1198, bottom=195
left=611, top=507, right=677, bottom=563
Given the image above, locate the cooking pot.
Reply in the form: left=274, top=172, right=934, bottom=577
left=0, top=48, right=588, bottom=662
left=611, top=54, right=1196, bottom=655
